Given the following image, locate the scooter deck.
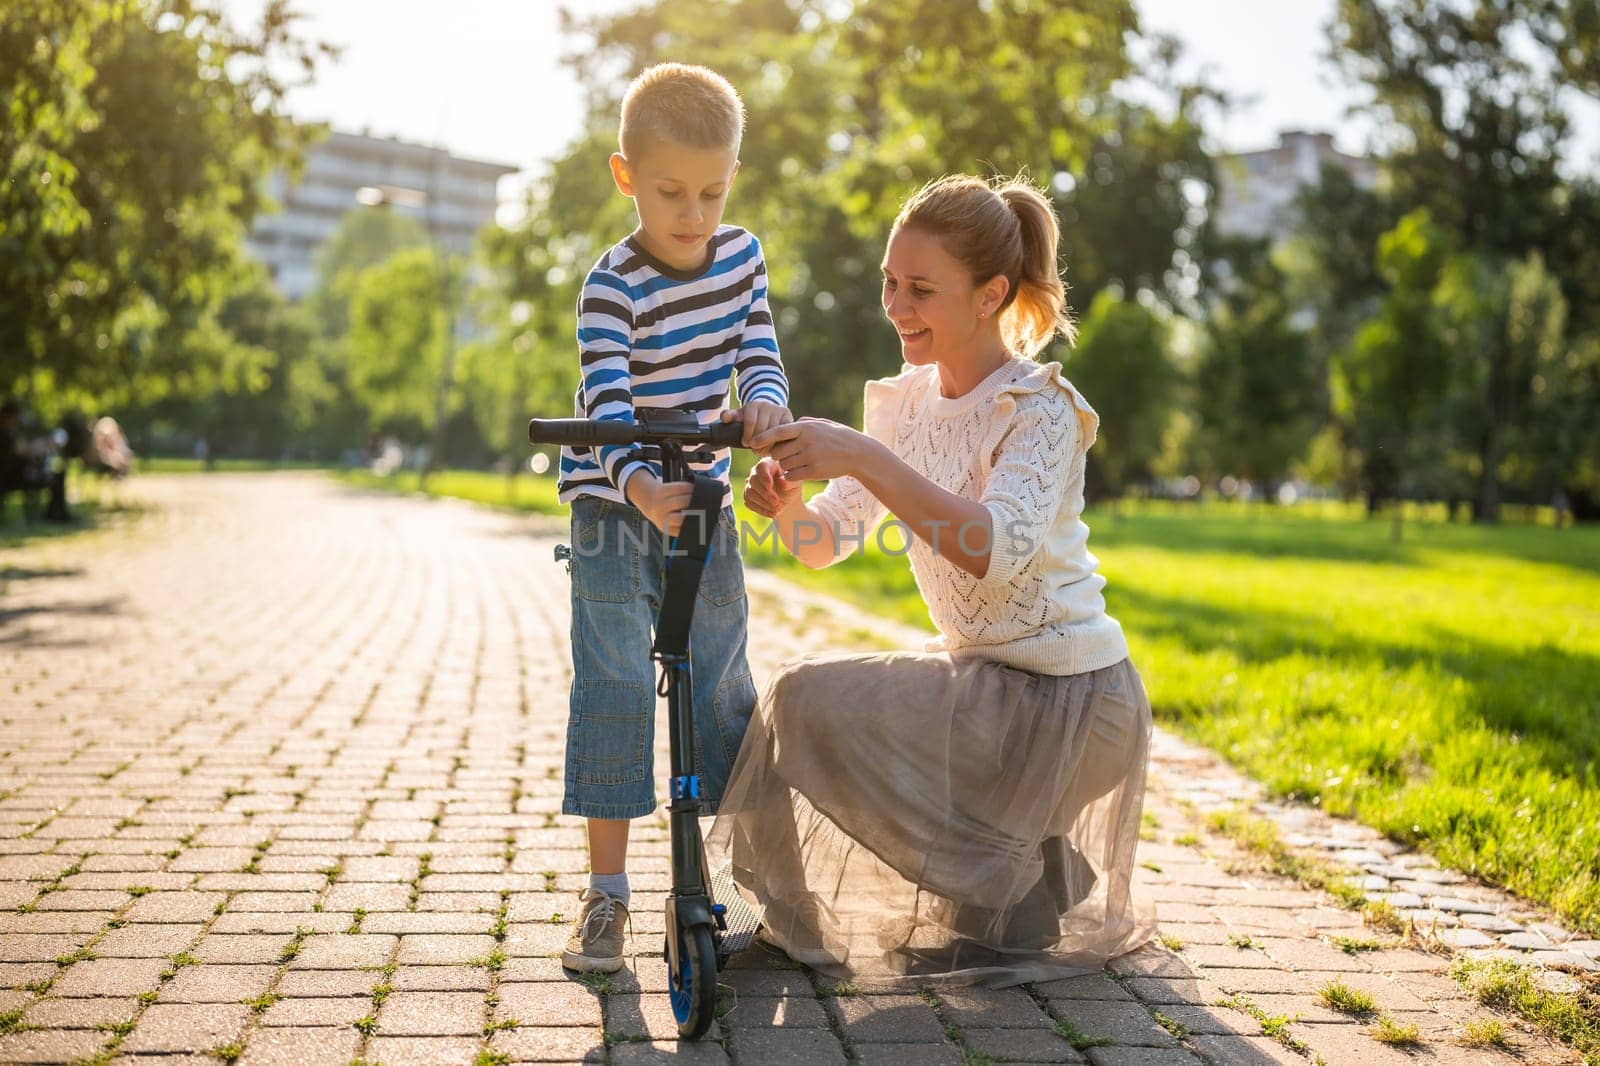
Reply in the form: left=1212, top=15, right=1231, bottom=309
left=710, top=862, right=764, bottom=962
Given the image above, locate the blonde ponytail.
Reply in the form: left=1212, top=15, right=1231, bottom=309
left=997, top=181, right=1074, bottom=354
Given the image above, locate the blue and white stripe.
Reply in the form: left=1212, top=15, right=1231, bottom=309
left=557, top=225, right=787, bottom=506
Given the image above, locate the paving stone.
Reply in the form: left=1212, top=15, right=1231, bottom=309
left=274, top=968, right=381, bottom=997
left=1052, top=999, right=1178, bottom=1048
left=726, top=1027, right=848, bottom=1065
left=1457, top=912, right=1524, bottom=933
left=1531, top=949, right=1600, bottom=972
left=364, top=1036, right=483, bottom=1066
left=3, top=934, right=87, bottom=963
left=92, top=923, right=203, bottom=958
left=389, top=965, right=491, bottom=992
left=963, top=1027, right=1084, bottom=1062
left=720, top=970, right=815, bottom=997
left=482, top=1026, right=607, bottom=1061
left=0, top=1029, right=109, bottom=1063
left=1294, top=1020, right=1432, bottom=1064
left=1188, top=1034, right=1306, bottom=1064
left=258, top=995, right=373, bottom=1026
left=288, top=932, right=397, bottom=969
left=193, top=933, right=292, bottom=964
left=1084, top=1048, right=1202, bottom=1065
left=608, top=1038, right=723, bottom=1064
left=604, top=992, right=722, bottom=1042
left=51, top=957, right=168, bottom=997
left=120, top=1002, right=249, bottom=1053
left=1427, top=896, right=1499, bottom=915
left=394, top=933, right=496, bottom=965
left=235, top=1025, right=362, bottom=1066
left=376, top=989, right=485, bottom=1036
left=493, top=980, right=604, bottom=1027
left=825, top=993, right=947, bottom=1042
left=1036, top=973, right=1134, bottom=1001
left=1434, top=928, right=1497, bottom=950
left=157, top=964, right=277, bottom=1003
left=936, top=986, right=1053, bottom=1028
left=718, top=994, right=830, bottom=1028
left=22, top=995, right=137, bottom=1029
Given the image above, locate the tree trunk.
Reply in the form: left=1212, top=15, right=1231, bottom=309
left=1475, top=421, right=1502, bottom=523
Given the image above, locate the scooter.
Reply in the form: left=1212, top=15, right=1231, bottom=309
left=529, top=410, right=763, bottom=1039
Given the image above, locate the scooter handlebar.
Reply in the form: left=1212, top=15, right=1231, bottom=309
left=527, top=415, right=746, bottom=449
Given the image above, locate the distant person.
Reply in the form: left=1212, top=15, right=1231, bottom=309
left=91, top=416, right=133, bottom=478
left=554, top=62, right=792, bottom=975
left=713, top=174, right=1155, bottom=986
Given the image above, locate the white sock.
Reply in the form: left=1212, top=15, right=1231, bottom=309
left=590, top=872, right=629, bottom=908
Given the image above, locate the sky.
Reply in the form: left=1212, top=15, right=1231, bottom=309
left=218, top=0, right=1599, bottom=196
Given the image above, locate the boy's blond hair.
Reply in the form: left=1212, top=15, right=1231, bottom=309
left=618, top=63, right=744, bottom=161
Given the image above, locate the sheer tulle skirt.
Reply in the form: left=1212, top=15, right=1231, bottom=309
left=708, top=651, right=1155, bottom=987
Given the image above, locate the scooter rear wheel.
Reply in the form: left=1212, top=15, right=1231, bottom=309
left=667, top=923, right=719, bottom=1038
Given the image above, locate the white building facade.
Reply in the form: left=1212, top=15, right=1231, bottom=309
left=246, top=130, right=517, bottom=300
left=1213, top=130, right=1378, bottom=242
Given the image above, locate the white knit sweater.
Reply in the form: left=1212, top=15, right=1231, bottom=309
left=808, top=357, right=1129, bottom=676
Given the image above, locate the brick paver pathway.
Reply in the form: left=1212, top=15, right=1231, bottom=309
left=0, top=475, right=1578, bottom=1065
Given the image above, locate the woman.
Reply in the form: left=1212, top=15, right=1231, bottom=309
left=710, top=174, right=1155, bottom=986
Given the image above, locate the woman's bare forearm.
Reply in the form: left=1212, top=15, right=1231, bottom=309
left=854, top=440, right=992, bottom=578
left=767, top=497, right=839, bottom=569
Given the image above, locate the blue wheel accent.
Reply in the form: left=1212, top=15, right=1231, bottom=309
left=668, top=932, right=693, bottom=1024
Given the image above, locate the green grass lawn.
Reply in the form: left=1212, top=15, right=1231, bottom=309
left=137, top=456, right=331, bottom=474
left=334, top=468, right=566, bottom=515
left=323, top=467, right=1600, bottom=933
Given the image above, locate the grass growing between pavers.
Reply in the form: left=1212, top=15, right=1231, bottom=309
left=1204, top=803, right=1600, bottom=1061
left=1452, top=956, right=1600, bottom=1063
left=1317, top=978, right=1377, bottom=1016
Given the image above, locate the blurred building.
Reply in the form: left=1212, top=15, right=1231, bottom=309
left=1214, top=130, right=1378, bottom=242
left=246, top=129, right=517, bottom=300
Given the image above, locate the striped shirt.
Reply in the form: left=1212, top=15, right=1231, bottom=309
left=557, top=225, right=788, bottom=505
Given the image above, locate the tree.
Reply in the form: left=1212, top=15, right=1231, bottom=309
left=345, top=247, right=463, bottom=441
left=0, top=0, right=329, bottom=408
left=141, top=260, right=313, bottom=460
left=466, top=192, right=585, bottom=479
left=1335, top=210, right=1457, bottom=533
left=1434, top=250, right=1599, bottom=519
left=1062, top=291, right=1177, bottom=501
left=1329, top=0, right=1600, bottom=518
left=1194, top=249, right=1321, bottom=493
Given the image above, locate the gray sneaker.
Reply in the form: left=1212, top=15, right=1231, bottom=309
left=562, top=887, right=628, bottom=973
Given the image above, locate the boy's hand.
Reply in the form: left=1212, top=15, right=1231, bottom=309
left=625, top=473, right=695, bottom=536
left=744, top=457, right=802, bottom=519
left=721, top=400, right=793, bottom=451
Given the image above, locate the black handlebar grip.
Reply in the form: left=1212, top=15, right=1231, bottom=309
left=526, top=418, right=638, bottom=447
left=704, top=421, right=746, bottom=447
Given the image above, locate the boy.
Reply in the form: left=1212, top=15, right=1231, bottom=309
left=556, top=62, right=791, bottom=973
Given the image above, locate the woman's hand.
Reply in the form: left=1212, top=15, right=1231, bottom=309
left=743, top=457, right=802, bottom=518
left=721, top=400, right=793, bottom=449
left=750, top=418, right=875, bottom=482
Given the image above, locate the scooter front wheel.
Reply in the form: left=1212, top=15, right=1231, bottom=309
left=666, top=923, right=719, bottom=1038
